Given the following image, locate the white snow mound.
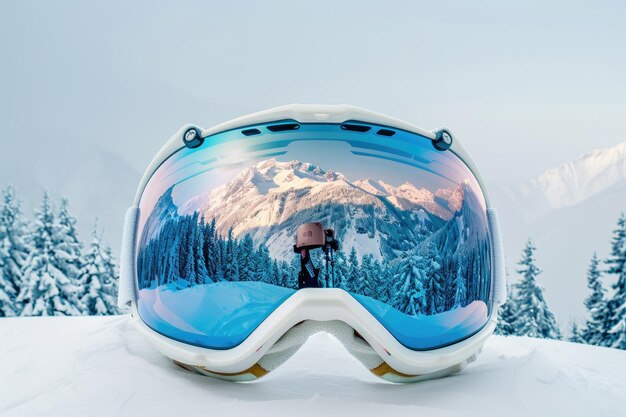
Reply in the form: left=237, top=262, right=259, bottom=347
left=1, top=316, right=625, bottom=417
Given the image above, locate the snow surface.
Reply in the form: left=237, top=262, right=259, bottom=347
left=1, top=316, right=626, bottom=417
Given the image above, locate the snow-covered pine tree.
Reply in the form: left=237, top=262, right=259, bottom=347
left=345, top=247, right=359, bottom=293
left=332, top=250, right=348, bottom=290
left=78, top=222, right=121, bottom=315
left=272, top=259, right=281, bottom=286
left=17, top=192, right=83, bottom=316
left=452, top=257, right=467, bottom=309
left=287, top=256, right=300, bottom=289
left=605, top=213, right=626, bottom=350
left=0, top=243, right=16, bottom=316
left=203, top=218, right=218, bottom=279
left=422, top=242, right=445, bottom=315
left=181, top=217, right=197, bottom=287
left=56, top=199, right=84, bottom=278
left=513, top=239, right=561, bottom=339
left=55, top=198, right=86, bottom=310
left=569, top=322, right=585, bottom=344
left=0, top=186, right=29, bottom=316
left=255, top=243, right=273, bottom=284
left=223, top=227, right=239, bottom=281
left=494, top=282, right=518, bottom=336
left=392, top=251, right=426, bottom=316
left=581, top=253, right=609, bottom=346
left=238, top=234, right=256, bottom=282
left=194, top=222, right=209, bottom=285
left=360, top=254, right=376, bottom=298
left=373, top=261, right=391, bottom=304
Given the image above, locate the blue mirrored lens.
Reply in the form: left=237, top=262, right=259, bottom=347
left=136, top=122, right=492, bottom=350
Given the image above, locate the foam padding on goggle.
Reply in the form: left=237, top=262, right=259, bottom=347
left=173, top=360, right=268, bottom=382
left=371, top=349, right=480, bottom=383
left=170, top=320, right=477, bottom=383
left=260, top=320, right=385, bottom=372
left=171, top=320, right=383, bottom=382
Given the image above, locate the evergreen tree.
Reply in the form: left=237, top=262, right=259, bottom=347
left=238, top=234, right=256, bottom=282
left=605, top=213, right=626, bottom=349
left=513, top=239, right=561, bottom=339
left=272, top=260, right=281, bottom=286
left=373, top=261, right=391, bottom=304
left=163, top=222, right=181, bottom=286
left=452, top=257, right=467, bottom=309
left=55, top=198, right=86, bottom=310
left=332, top=251, right=349, bottom=290
left=258, top=243, right=273, bottom=283
left=56, top=199, right=85, bottom=279
left=0, top=186, right=29, bottom=316
left=360, top=254, right=376, bottom=298
left=181, top=217, right=197, bottom=287
left=224, top=227, right=239, bottom=281
left=569, top=322, right=585, bottom=344
left=393, top=252, right=426, bottom=316
left=581, top=253, right=609, bottom=346
left=346, top=247, right=360, bottom=294
left=203, top=218, right=218, bottom=279
left=495, top=282, right=518, bottom=336
left=287, top=257, right=300, bottom=289
left=423, top=242, right=445, bottom=315
left=17, top=192, right=82, bottom=316
left=194, top=222, right=209, bottom=285
left=78, top=222, right=120, bottom=315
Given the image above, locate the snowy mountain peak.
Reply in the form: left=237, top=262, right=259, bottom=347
left=533, top=141, right=626, bottom=209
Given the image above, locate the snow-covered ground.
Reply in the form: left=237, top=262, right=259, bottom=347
left=1, top=316, right=625, bottom=417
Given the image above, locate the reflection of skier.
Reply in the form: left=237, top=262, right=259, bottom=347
left=294, top=222, right=340, bottom=289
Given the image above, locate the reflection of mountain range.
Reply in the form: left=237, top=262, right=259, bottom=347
left=143, top=158, right=485, bottom=263
left=138, top=186, right=179, bottom=250
left=490, top=141, right=626, bottom=326
left=428, top=180, right=489, bottom=259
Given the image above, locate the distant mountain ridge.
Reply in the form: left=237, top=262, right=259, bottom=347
left=490, top=141, right=626, bottom=327
left=495, top=141, right=626, bottom=223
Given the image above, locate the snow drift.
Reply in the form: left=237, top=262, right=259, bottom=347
left=1, top=315, right=625, bottom=417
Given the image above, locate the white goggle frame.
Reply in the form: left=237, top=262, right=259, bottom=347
left=118, top=104, right=507, bottom=382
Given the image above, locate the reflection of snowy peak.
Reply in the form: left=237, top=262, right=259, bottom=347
left=140, top=187, right=179, bottom=246
left=353, top=178, right=455, bottom=221
left=176, top=159, right=468, bottom=262
left=428, top=182, right=488, bottom=257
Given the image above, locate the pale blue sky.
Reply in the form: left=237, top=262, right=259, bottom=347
left=2, top=0, right=626, bottom=184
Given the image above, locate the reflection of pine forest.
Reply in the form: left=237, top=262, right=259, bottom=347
left=137, top=213, right=491, bottom=316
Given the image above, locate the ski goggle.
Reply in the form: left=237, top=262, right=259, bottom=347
left=119, top=105, right=506, bottom=382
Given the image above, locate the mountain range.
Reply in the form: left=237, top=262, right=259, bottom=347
left=490, top=141, right=626, bottom=327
